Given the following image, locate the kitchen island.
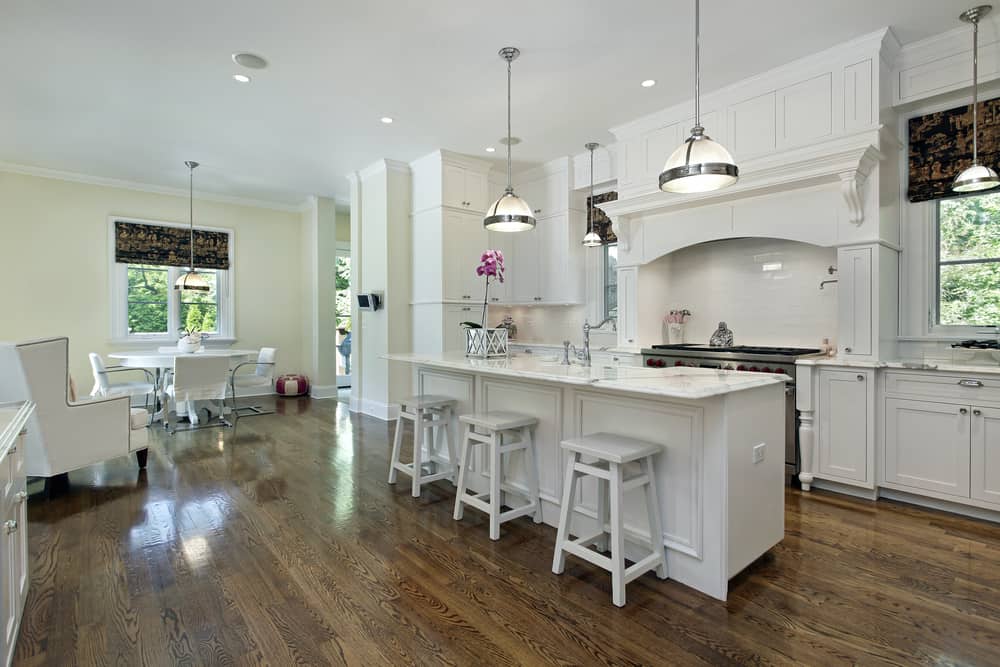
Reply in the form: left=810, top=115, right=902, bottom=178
left=385, top=352, right=787, bottom=601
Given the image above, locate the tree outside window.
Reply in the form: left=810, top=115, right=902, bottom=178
left=938, top=194, right=1000, bottom=327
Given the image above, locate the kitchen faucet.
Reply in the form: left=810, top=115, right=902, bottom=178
left=581, top=317, right=617, bottom=367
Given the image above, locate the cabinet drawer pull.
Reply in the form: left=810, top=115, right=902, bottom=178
left=4, top=520, right=16, bottom=534
left=844, top=347, right=852, bottom=353
left=958, top=379, right=984, bottom=387
left=856, top=374, right=864, bottom=381
left=461, top=307, right=471, bottom=311
left=974, top=409, right=983, bottom=416
left=960, top=408, right=969, bottom=415
left=14, top=491, right=26, bottom=505
left=533, top=208, right=542, bottom=214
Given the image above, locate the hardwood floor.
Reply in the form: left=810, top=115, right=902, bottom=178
left=14, top=397, right=1000, bottom=666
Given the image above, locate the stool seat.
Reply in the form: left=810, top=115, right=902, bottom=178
left=560, top=432, right=660, bottom=464
left=458, top=411, right=538, bottom=431
left=401, top=394, right=457, bottom=410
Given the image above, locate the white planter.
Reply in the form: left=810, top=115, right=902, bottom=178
left=668, top=323, right=685, bottom=344
left=177, top=336, right=201, bottom=353
left=466, top=328, right=508, bottom=358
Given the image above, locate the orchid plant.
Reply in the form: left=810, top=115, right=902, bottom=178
left=462, top=249, right=505, bottom=329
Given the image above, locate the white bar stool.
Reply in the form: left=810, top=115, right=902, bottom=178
left=552, top=432, right=667, bottom=607
left=453, top=411, right=542, bottom=540
left=388, top=395, right=458, bottom=498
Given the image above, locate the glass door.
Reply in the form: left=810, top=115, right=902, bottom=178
left=335, top=249, right=352, bottom=388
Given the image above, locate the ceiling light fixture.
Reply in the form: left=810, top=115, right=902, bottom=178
left=486, top=146, right=496, bottom=153
left=231, top=52, right=268, bottom=69
left=641, top=79, right=656, bottom=88
left=583, top=143, right=603, bottom=247
left=380, top=117, right=394, bottom=124
left=953, top=5, right=1000, bottom=193
left=659, top=0, right=739, bottom=194
left=232, top=74, right=251, bottom=83
left=175, top=161, right=210, bottom=292
left=484, top=47, right=535, bottom=232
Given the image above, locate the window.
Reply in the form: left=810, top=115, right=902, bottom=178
left=936, top=193, right=1000, bottom=328
left=603, top=244, right=618, bottom=320
left=111, top=218, right=233, bottom=341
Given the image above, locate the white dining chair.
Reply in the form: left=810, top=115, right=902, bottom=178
left=163, top=355, right=232, bottom=433
left=228, top=347, right=277, bottom=420
left=88, top=353, right=156, bottom=412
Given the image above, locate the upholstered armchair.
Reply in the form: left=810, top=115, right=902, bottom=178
left=0, top=338, right=149, bottom=479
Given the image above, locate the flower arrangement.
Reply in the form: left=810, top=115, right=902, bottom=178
left=663, top=309, right=691, bottom=325
left=462, top=249, right=505, bottom=329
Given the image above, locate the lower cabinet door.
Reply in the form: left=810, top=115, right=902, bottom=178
left=971, top=405, right=1000, bottom=506
left=1, top=506, right=14, bottom=665
left=444, top=305, right=476, bottom=354
left=817, top=369, right=871, bottom=483
left=884, top=398, right=970, bottom=498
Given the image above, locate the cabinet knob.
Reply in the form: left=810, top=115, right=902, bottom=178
left=958, top=379, right=984, bottom=388
left=533, top=209, right=541, bottom=214
left=857, top=374, right=864, bottom=381
left=844, top=347, right=852, bottom=353
left=974, top=409, right=983, bottom=416
left=4, top=520, right=16, bottom=534
left=14, top=491, right=26, bottom=505
left=960, top=408, right=969, bottom=415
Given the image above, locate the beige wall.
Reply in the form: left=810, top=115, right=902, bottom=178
left=0, top=171, right=306, bottom=386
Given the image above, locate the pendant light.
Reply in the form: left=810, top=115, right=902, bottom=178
left=582, top=142, right=603, bottom=247
left=174, top=160, right=210, bottom=292
left=484, top=47, right=535, bottom=232
left=659, top=0, right=739, bottom=194
left=953, top=5, right=1000, bottom=193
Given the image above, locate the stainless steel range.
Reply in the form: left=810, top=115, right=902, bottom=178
left=641, top=344, right=822, bottom=483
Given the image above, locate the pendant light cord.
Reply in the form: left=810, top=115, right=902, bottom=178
left=506, top=57, right=513, bottom=192
left=588, top=146, right=595, bottom=233
left=189, top=164, right=195, bottom=272
left=973, top=14, right=980, bottom=164
left=694, top=0, right=701, bottom=129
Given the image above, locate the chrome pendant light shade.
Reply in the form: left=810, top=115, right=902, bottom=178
left=659, top=0, right=738, bottom=194
left=582, top=142, right=603, bottom=247
left=175, top=160, right=211, bottom=292
left=485, top=47, right=536, bottom=232
left=953, top=5, right=1000, bottom=193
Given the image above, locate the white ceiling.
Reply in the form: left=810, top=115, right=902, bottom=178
left=0, top=0, right=981, bottom=207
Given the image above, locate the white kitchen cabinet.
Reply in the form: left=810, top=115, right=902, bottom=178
left=443, top=164, right=488, bottom=212
left=510, top=228, right=541, bottom=303
left=837, top=246, right=873, bottom=358
left=817, top=369, right=872, bottom=484
left=487, top=231, right=511, bottom=305
left=617, top=267, right=638, bottom=348
left=444, top=304, right=477, bottom=353
left=442, top=210, right=488, bottom=302
left=884, top=398, right=971, bottom=498
left=970, top=406, right=1000, bottom=506
left=0, top=404, right=31, bottom=667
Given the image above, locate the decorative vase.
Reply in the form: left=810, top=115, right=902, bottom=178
left=177, top=334, right=201, bottom=353
left=668, top=323, right=685, bottom=344
left=466, top=328, right=509, bottom=358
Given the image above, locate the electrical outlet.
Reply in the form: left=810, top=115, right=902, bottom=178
left=752, top=443, right=766, bottom=464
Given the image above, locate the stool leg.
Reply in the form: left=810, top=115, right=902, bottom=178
left=444, top=406, right=458, bottom=485
left=523, top=426, right=542, bottom=524
left=643, top=455, right=668, bottom=580
left=453, top=423, right=472, bottom=521
left=552, top=452, right=580, bottom=574
left=609, top=461, right=626, bottom=607
left=489, top=430, right=502, bottom=540
left=388, top=410, right=405, bottom=484
left=411, top=408, right=424, bottom=498
left=595, top=474, right=609, bottom=553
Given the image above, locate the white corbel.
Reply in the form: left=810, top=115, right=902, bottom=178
left=839, top=145, right=882, bottom=226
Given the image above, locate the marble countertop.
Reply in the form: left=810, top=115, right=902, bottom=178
left=0, top=401, right=34, bottom=459
left=385, top=352, right=785, bottom=400
left=797, top=356, right=1000, bottom=375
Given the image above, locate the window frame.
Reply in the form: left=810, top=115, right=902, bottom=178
left=109, top=216, right=235, bottom=343
left=931, top=195, right=1000, bottom=336
left=603, top=243, right=618, bottom=321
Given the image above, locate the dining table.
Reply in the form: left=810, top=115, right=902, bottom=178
left=108, top=348, right=257, bottom=424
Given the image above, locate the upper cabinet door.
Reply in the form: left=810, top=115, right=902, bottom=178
left=511, top=229, right=541, bottom=303
left=884, top=398, right=970, bottom=498
left=443, top=211, right=485, bottom=301
left=442, top=164, right=468, bottom=209
left=817, top=369, right=871, bottom=484
left=487, top=231, right=511, bottom=305
left=971, top=405, right=1000, bottom=506
left=464, top=170, right=488, bottom=213
left=837, top=246, right=873, bottom=357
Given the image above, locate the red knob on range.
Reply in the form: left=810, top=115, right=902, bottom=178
left=646, top=359, right=656, bottom=367
left=749, top=366, right=759, bottom=372
left=675, top=360, right=685, bottom=367
left=761, top=367, right=772, bottom=373
left=657, top=359, right=666, bottom=367
left=736, top=365, right=747, bottom=371
left=774, top=368, right=787, bottom=375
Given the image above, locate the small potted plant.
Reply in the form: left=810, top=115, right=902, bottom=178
left=177, top=326, right=203, bottom=353
left=461, top=249, right=509, bottom=358
left=663, top=309, right=691, bottom=344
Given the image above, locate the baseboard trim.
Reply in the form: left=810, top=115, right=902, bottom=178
left=309, top=384, right=339, bottom=399
left=878, top=488, right=1000, bottom=524
left=352, top=398, right=399, bottom=421
left=810, top=478, right=878, bottom=501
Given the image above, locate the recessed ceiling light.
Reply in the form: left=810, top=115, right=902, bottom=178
left=232, top=73, right=251, bottom=83
left=486, top=147, right=496, bottom=153
left=641, top=79, right=656, bottom=88
left=232, top=52, right=268, bottom=69
left=380, top=117, right=394, bottom=124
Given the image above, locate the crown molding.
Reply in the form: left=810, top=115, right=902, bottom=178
left=0, top=161, right=310, bottom=213
left=357, top=158, right=411, bottom=181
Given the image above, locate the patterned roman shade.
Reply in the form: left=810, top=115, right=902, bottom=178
left=908, top=96, right=1000, bottom=203
left=114, top=220, right=230, bottom=270
left=588, top=191, right=618, bottom=244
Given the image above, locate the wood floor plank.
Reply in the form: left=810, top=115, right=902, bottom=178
left=14, top=397, right=1000, bottom=666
